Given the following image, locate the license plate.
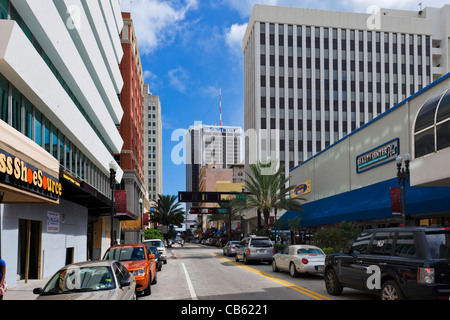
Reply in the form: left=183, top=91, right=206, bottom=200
left=257, top=250, right=265, bottom=253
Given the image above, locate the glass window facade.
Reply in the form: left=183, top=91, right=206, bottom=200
left=256, top=21, right=432, bottom=171
left=414, top=89, right=450, bottom=158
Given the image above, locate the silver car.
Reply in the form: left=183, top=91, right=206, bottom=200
left=33, top=260, right=136, bottom=300
left=223, top=241, right=240, bottom=256
left=235, top=236, right=274, bottom=264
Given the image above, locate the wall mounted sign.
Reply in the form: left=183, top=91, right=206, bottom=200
left=0, top=148, right=62, bottom=201
left=291, top=180, right=312, bottom=198
left=47, top=211, right=60, bottom=233
left=356, top=138, right=399, bottom=174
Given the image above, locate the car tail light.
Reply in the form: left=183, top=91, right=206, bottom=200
left=418, top=267, right=435, bottom=284
left=273, top=249, right=275, bottom=254
left=247, top=249, right=250, bottom=254
left=302, top=258, right=309, bottom=264
left=231, top=246, right=235, bottom=249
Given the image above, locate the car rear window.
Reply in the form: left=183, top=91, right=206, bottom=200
left=250, top=239, right=272, bottom=247
left=425, top=230, right=450, bottom=259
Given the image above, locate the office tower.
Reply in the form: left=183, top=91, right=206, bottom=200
left=185, top=124, right=242, bottom=212
left=143, top=84, right=163, bottom=203
left=243, top=4, right=450, bottom=177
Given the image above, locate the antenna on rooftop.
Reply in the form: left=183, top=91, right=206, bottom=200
left=219, top=82, right=223, bottom=126
left=419, top=2, right=423, bottom=15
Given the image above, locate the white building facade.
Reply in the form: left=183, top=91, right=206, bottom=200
left=243, top=4, right=450, bottom=178
left=185, top=124, right=242, bottom=215
left=0, top=0, right=124, bottom=287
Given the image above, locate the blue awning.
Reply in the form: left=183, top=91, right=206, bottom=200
left=279, top=178, right=450, bottom=228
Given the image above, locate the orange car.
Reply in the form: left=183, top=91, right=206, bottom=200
left=103, top=244, right=157, bottom=296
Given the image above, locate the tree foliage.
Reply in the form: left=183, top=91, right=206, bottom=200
left=230, top=161, right=305, bottom=235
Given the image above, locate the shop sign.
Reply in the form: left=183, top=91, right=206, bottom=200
left=47, top=211, right=60, bottom=233
left=0, top=148, right=62, bottom=200
left=291, top=180, right=311, bottom=198
left=356, top=138, right=399, bottom=174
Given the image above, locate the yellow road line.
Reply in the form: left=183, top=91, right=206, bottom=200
left=211, top=253, right=333, bottom=300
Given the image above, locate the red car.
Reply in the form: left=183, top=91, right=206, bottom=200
left=103, top=244, right=157, bottom=295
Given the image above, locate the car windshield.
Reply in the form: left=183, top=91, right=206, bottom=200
left=146, top=240, right=163, bottom=247
left=250, top=239, right=272, bottom=247
left=148, top=246, right=158, bottom=255
left=104, top=247, right=146, bottom=261
left=297, top=248, right=324, bottom=255
left=42, top=266, right=115, bottom=295
left=425, top=230, right=450, bottom=259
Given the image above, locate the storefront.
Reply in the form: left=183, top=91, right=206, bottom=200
left=282, top=73, right=450, bottom=230
left=0, top=120, right=82, bottom=286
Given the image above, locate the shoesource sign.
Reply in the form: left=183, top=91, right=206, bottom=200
left=0, top=148, right=62, bottom=201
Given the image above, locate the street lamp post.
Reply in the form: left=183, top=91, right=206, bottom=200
left=396, top=153, right=411, bottom=227
left=109, top=161, right=117, bottom=246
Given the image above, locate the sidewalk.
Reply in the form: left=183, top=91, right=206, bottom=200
left=3, top=277, right=50, bottom=300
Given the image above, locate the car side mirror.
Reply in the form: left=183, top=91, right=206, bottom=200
left=33, top=288, right=43, bottom=295
left=149, top=254, right=155, bottom=260
left=120, top=279, right=130, bottom=288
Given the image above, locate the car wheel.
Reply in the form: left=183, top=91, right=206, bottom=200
left=152, top=271, right=157, bottom=285
left=380, top=280, right=405, bottom=300
left=243, top=255, right=249, bottom=265
left=223, top=250, right=227, bottom=256
left=325, top=268, right=343, bottom=296
left=289, top=262, right=300, bottom=278
left=143, top=278, right=151, bottom=296
left=272, top=259, right=279, bottom=272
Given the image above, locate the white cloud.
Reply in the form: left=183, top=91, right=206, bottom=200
left=121, top=0, right=198, bottom=55
left=168, top=67, right=189, bottom=93
left=225, top=23, right=247, bottom=54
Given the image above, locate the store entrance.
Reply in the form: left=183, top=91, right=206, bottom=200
left=18, top=219, right=42, bottom=281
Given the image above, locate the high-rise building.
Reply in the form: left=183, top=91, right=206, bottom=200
left=118, top=12, right=147, bottom=244
left=0, top=0, right=124, bottom=286
left=143, top=84, right=163, bottom=204
left=185, top=123, right=242, bottom=213
left=243, top=4, right=450, bottom=177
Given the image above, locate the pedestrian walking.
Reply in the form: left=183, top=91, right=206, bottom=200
left=0, top=256, right=6, bottom=300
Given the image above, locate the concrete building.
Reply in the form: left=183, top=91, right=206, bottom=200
left=282, top=73, right=450, bottom=230
left=117, top=12, right=147, bottom=244
left=185, top=123, right=242, bottom=216
left=143, top=84, right=163, bottom=205
left=0, top=0, right=124, bottom=286
left=243, top=4, right=450, bottom=179
left=197, top=164, right=245, bottom=238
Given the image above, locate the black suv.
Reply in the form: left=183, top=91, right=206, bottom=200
left=324, top=227, right=450, bottom=300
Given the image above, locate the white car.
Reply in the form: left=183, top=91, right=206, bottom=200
left=144, top=239, right=167, bottom=264
left=272, top=245, right=326, bottom=277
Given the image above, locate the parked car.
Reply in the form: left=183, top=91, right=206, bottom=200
left=272, top=245, right=326, bottom=277
left=33, top=260, right=136, bottom=300
left=223, top=241, right=240, bottom=256
left=324, top=227, right=450, bottom=300
left=235, top=236, right=274, bottom=264
left=144, top=239, right=167, bottom=264
left=146, top=245, right=162, bottom=271
left=103, top=244, right=156, bottom=296
left=216, top=238, right=227, bottom=247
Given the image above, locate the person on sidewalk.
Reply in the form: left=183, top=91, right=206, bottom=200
left=0, top=256, right=6, bottom=300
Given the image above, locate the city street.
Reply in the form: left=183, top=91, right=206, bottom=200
left=141, top=243, right=376, bottom=301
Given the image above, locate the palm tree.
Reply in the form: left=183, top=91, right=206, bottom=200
left=230, top=160, right=305, bottom=236
left=151, top=194, right=185, bottom=238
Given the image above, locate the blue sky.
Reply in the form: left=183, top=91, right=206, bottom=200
left=119, top=0, right=448, bottom=198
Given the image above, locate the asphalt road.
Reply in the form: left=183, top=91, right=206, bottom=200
left=139, top=242, right=377, bottom=301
